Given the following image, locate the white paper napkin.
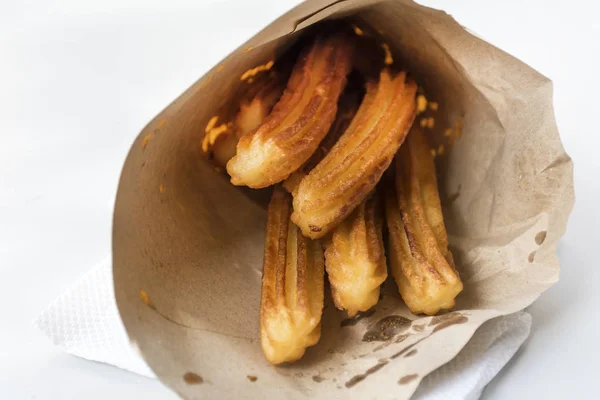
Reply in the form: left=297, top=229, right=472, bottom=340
left=34, top=257, right=531, bottom=399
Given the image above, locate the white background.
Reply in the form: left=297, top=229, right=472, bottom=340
left=1, top=0, right=598, bottom=398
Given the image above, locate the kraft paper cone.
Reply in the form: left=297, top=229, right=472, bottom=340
left=113, top=0, right=574, bottom=398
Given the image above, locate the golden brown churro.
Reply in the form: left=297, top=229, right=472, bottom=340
left=324, top=194, right=387, bottom=317
left=227, top=35, right=354, bottom=188
left=384, top=128, right=463, bottom=315
left=283, top=88, right=360, bottom=194
left=292, top=69, right=417, bottom=239
left=260, top=187, right=325, bottom=364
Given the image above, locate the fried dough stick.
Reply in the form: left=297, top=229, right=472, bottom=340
left=324, top=194, right=387, bottom=317
left=227, top=35, right=354, bottom=188
left=384, top=128, right=463, bottom=315
left=292, top=69, right=417, bottom=239
left=283, top=88, right=360, bottom=194
left=282, top=88, right=386, bottom=317
left=260, top=187, right=325, bottom=364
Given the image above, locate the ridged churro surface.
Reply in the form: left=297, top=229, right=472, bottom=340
left=227, top=35, right=354, bottom=188
left=260, top=187, right=325, bottom=364
left=384, top=128, right=463, bottom=315
left=283, top=88, right=360, bottom=194
left=324, top=194, right=387, bottom=317
left=292, top=69, right=417, bottom=238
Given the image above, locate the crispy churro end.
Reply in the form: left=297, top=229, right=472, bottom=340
left=384, top=129, right=463, bottom=315
left=324, top=195, right=387, bottom=316
left=228, top=35, right=354, bottom=188
left=260, top=188, right=324, bottom=364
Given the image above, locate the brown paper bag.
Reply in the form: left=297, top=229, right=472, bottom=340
left=113, top=0, right=574, bottom=398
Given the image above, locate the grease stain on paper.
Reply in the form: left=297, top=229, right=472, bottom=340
left=535, top=231, right=547, bottom=245
left=363, top=315, right=411, bottom=342
left=390, top=338, right=426, bottom=360
left=404, top=349, right=418, bottom=358
left=345, top=360, right=389, bottom=388
left=398, top=374, right=418, bottom=385
left=373, top=333, right=409, bottom=352
left=430, top=313, right=468, bottom=333
left=183, top=372, right=203, bottom=384
left=432, top=316, right=463, bottom=328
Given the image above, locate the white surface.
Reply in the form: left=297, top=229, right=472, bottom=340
left=33, top=257, right=156, bottom=379
left=32, top=255, right=532, bottom=400
left=0, top=0, right=597, bottom=398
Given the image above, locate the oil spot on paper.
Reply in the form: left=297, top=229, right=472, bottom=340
left=398, top=374, right=418, bottom=385
left=183, top=372, right=203, bottom=384
left=535, top=231, right=547, bottom=245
